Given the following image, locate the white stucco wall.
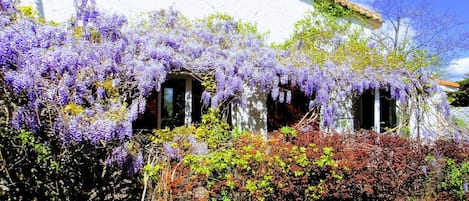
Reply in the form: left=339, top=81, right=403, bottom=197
left=452, top=107, right=469, bottom=127
left=231, top=85, right=268, bottom=134
left=408, top=86, right=459, bottom=141
left=327, top=89, right=354, bottom=133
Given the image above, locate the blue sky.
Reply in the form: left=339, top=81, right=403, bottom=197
left=432, top=0, right=469, bottom=73
left=351, top=0, right=469, bottom=81
left=420, top=0, right=469, bottom=58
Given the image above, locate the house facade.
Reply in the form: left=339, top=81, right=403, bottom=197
left=19, top=0, right=457, bottom=138
left=18, top=0, right=393, bottom=133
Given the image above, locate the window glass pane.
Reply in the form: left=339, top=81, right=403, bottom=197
left=163, top=88, right=173, bottom=117
left=161, top=79, right=185, bottom=128
left=192, top=80, right=206, bottom=124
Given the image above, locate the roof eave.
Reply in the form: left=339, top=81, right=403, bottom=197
left=332, top=0, right=383, bottom=29
left=436, top=79, right=461, bottom=89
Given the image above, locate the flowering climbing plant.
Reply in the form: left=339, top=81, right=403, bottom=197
left=0, top=0, right=451, bottom=145
left=2, top=1, right=467, bottom=200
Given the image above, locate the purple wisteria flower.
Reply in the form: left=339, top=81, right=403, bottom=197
left=271, top=87, right=279, bottom=100
left=308, top=100, right=315, bottom=110
left=323, top=106, right=334, bottom=126
left=4, top=71, right=33, bottom=94
left=68, top=116, right=83, bottom=143
left=131, top=152, right=143, bottom=174
left=106, top=142, right=143, bottom=174
left=279, top=90, right=285, bottom=103
left=201, top=91, right=211, bottom=106
left=0, top=0, right=453, bottom=175
left=0, top=0, right=13, bottom=11
left=421, top=165, right=427, bottom=176
left=187, top=134, right=208, bottom=155
left=210, top=97, right=219, bottom=108
left=96, top=86, right=105, bottom=100
left=57, top=84, right=69, bottom=105
left=12, top=107, right=25, bottom=130
left=163, top=142, right=182, bottom=161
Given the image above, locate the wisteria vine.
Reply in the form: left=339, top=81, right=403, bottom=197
left=0, top=0, right=451, bottom=149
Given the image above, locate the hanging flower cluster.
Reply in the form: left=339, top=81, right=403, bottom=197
left=0, top=0, right=448, bottom=146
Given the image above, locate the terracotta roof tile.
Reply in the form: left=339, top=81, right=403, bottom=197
left=332, top=0, right=383, bottom=24
left=436, top=79, right=460, bottom=88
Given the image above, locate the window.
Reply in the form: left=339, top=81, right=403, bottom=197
left=133, top=76, right=205, bottom=130
left=191, top=80, right=205, bottom=124
left=353, top=89, right=397, bottom=132
left=267, top=88, right=310, bottom=131
left=161, top=79, right=186, bottom=128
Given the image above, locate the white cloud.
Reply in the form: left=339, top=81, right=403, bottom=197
left=445, top=57, right=469, bottom=81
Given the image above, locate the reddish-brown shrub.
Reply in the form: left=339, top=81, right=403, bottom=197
left=291, top=130, right=430, bottom=200
left=144, top=126, right=469, bottom=200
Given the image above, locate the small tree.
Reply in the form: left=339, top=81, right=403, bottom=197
left=278, top=0, right=382, bottom=70
left=370, top=0, right=469, bottom=71
left=279, top=0, right=436, bottom=71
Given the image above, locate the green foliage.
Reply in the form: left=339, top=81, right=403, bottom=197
left=89, top=28, right=102, bottom=43
left=178, top=128, right=346, bottom=200
left=205, top=13, right=234, bottom=29
left=142, top=162, right=164, bottom=189
left=441, top=159, right=469, bottom=199
left=195, top=108, right=230, bottom=149
left=451, top=116, right=468, bottom=129
left=230, top=127, right=250, bottom=141
left=280, top=126, right=297, bottom=137
left=315, top=147, right=337, bottom=168
left=16, top=130, right=58, bottom=169
left=151, top=126, right=195, bottom=144
left=18, top=5, right=40, bottom=19
left=18, top=5, right=48, bottom=24
left=64, top=103, right=85, bottom=115
left=448, top=76, right=469, bottom=106
left=1, top=129, right=142, bottom=200
left=313, top=0, right=352, bottom=18
left=278, top=1, right=436, bottom=71
left=73, top=25, right=84, bottom=38
left=421, top=141, right=469, bottom=200
left=277, top=8, right=383, bottom=70
left=184, top=148, right=236, bottom=176
left=143, top=163, right=162, bottom=178
left=203, top=13, right=267, bottom=40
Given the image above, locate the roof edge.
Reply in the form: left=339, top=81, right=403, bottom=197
left=331, top=0, right=383, bottom=28
left=436, top=79, right=460, bottom=88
